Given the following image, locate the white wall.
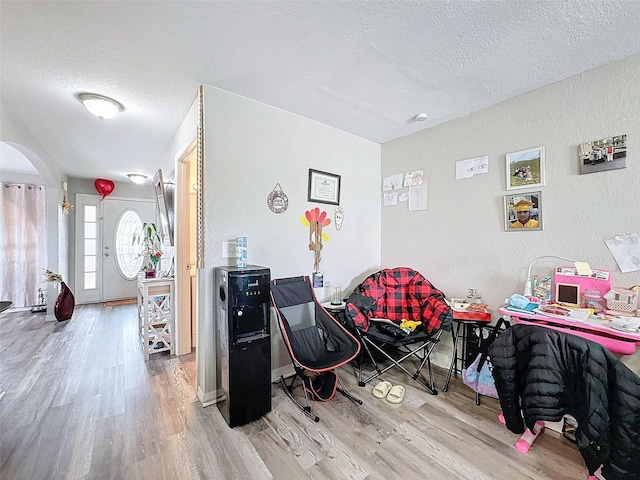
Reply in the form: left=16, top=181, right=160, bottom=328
left=0, top=171, right=43, bottom=184
left=1, top=100, right=68, bottom=318
left=381, top=54, right=640, bottom=365
left=197, top=86, right=381, bottom=403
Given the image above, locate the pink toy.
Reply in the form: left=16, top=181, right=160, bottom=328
left=553, top=266, right=611, bottom=307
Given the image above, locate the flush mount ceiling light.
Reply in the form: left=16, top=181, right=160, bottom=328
left=415, top=113, right=428, bottom=122
left=127, top=174, right=147, bottom=184
left=77, top=93, right=124, bottom=119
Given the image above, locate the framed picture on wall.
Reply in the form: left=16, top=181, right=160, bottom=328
left=506, top=146, right=545, bottom=190
left=308, top=169, right=341, bottom=205
left=504, top=191, right=542, bottom=231
left=578, top=134, right=626, bottom=175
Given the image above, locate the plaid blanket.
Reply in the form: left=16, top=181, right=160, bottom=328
left=346, top=268, right=451, bottom=334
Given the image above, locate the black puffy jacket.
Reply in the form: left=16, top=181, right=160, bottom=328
left=488, top=324, right=640, bottom=480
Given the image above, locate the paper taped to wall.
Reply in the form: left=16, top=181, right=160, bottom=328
left=605, top=233, right=640, bottom=273
left=456, top=155, right=489, bottom=179
left=408, top=183, right=427, bottom=211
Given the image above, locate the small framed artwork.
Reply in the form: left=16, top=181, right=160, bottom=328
left=506, top=146, right=545, bottom=190
left=578, top=134, right=626, bottom=175
left=504, top=191, right=542, bottom=231
left=308, top=169, right=341, bottom=205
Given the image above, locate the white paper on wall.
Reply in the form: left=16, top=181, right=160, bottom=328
left=605, top=233, right=640, bottom=273
left=456, top=155, right=489, bottom=179
left=382, top=174, right=404, bottom=191
left=383, top=192, right=398, bottom=206
left=404, top=170, right=424, bottom=186
left=408, top=183, right=427, bottom=211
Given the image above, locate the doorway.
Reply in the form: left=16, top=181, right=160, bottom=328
left=176, top=139, right=197, bottom=354
left=74, top=194, right=156, bottom=304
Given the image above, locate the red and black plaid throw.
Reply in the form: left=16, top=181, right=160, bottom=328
left=347, top=268, right=450, bottom=334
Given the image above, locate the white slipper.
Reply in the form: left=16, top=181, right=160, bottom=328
left=372, top=380, right=392, bottom=398
left=386, top=385, right=405, bottom=404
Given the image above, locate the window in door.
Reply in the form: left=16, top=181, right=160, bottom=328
left=83, top=205, right=98, bottom=289
left=115, top=209, right=144, bottom=279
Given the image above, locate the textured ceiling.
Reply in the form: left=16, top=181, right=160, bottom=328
left=2, top=1, right=640, bottom=182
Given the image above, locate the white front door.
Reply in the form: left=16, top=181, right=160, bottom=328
left=75, top=194, right=156, bottom=304
left=102, top=197, right=156, bottom=301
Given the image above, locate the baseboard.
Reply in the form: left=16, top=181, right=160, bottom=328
left=272, top=365, right=295, bottom=382
left=197, top=385, right=225, bottom=408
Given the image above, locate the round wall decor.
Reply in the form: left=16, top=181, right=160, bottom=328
left=267, top=183, right=288, bottom=214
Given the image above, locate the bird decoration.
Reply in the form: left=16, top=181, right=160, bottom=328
left=299, top=207, right=331, bottom=271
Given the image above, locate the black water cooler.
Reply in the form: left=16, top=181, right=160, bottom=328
left=215, top=266, right=271, bottom=427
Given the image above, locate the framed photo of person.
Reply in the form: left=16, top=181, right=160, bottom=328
left=504, top=191, right=542, bottom=231
left=308, top=169, right=341, bottom=205
left=506, top=146, right=545, bottom=190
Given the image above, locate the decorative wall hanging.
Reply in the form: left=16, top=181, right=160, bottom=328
left=308, top=169, right=341, bottom=205
left=334, top=207, right=344, bottom=230
left=300, top=207, right=331, bottom=271
left=94, top=178, right=115, bottom=200
left=578, top=134, right=626, bottom=175
left=61, top=194, right=74, bottom=214
left=267, top=183, right=288, bottom=213
left=506, top=147, right=545, bottom=190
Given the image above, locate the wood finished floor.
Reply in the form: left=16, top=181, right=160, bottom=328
left=0, top=304, right=590, bottom=480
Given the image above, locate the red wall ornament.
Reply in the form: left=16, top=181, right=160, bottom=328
left=94, top=179, right=115, bottom=200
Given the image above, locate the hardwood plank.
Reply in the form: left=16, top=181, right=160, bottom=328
left=0, top=305, right=593, bottom=480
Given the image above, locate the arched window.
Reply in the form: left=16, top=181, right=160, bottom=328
left=115, top=210, right=144, bottom=279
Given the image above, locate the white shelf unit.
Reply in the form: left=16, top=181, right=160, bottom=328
left=137, top=278, right=175, bottom=360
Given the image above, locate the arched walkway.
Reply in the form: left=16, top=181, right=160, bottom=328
left=1, top=141, right=62, bottom=317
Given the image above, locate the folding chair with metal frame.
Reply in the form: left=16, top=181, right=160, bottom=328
left=270, top=275, right=363, bottom=422
left=345, top=268, right=453, bottom=395
left=348, top=314, right=451, bottom=395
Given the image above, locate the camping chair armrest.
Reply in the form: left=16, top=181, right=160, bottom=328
left=345, top=303, right=369, bottom=331
left=420, top=296, right=453, bottom=333
left=346, top=293, right=376, bottom=332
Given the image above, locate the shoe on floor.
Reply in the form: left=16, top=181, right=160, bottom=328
left=372, top=380, right=392, bottom=398
left=386, top=385, right=405, bottom=404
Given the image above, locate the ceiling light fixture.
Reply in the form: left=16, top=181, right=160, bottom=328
left=127, top=174, right=147, bottom=184
left=77, top=93, right=124, bottom=119
left=415, top=113, right=428, bottom=122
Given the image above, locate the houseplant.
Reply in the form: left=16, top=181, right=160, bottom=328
left=133, top=222, right=163, bottom=278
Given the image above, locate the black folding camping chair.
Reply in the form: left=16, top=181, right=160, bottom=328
left=270, top=275, right=363, bottom=422
left=345, top=268, right=452, bottom=395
